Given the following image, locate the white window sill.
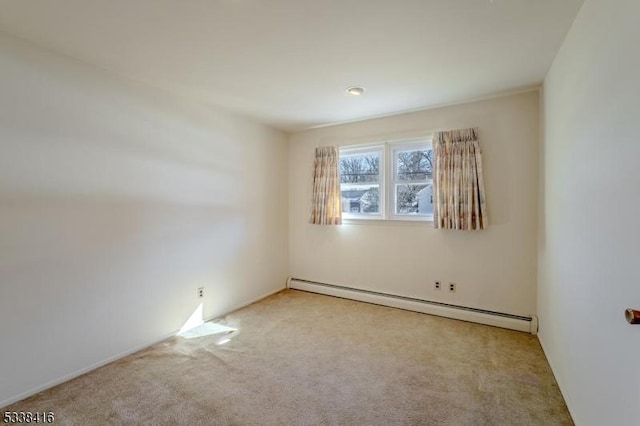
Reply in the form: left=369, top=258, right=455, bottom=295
left=342, top=216, right=434, bottom=226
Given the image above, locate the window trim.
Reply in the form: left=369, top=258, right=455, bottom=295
left=339, top=136, right=433, bottom=223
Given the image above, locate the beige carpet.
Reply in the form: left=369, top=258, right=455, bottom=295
left=5, top=290, right=572, bottom=425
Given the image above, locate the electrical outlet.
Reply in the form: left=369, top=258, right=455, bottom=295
left=198, top=287, right=204, bottom=298
left=448, top=282, right=456, bottom=293
left=434, top=281, right=441, bottom=290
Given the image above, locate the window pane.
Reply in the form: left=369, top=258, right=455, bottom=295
left=396, top=149, right=432, bottom=181
left=396, top=184, right=432, bottom=215
left=340, top=152, right=380, bottom=183
left=341, top=184, right=380, bottom=214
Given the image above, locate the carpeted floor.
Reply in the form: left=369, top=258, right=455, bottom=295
left=5, top=290, right=573, bottom=425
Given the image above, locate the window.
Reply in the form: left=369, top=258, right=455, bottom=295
left=390, top=143, right=433, bottom=219
left=339, top=138, right=432, bottom=221
left=339, top=146, right=384, bottom=218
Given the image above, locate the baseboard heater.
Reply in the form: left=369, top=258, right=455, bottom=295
left=287, top=278, right=537, bottom=334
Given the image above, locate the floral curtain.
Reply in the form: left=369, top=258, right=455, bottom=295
left=432, top=128, right=487, bottom=230
left=310, top=146, right=342, bottom=225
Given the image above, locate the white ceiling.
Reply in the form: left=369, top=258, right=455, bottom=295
left=0, top=0, right=583, bottom=132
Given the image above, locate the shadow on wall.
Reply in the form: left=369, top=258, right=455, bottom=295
left=0, top=196, right=248, bottom=359
left=0, top=33, right=286, bottom=406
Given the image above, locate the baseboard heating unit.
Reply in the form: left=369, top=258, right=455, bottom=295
left=287, top=278, right=537, bottom=334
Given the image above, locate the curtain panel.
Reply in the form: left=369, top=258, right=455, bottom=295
left=310, top=146, right=342, bottom=225
left=432, top=127, right=488, bottom=230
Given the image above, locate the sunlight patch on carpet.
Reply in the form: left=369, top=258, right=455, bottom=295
left=179, top=321, right=237, bottom=340
left=177, top=303, right=237, bottom=340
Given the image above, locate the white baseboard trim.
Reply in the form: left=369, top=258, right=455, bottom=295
left=0, top=285, right=286, bottom=409
left=289, top=278, right=537, bottom=334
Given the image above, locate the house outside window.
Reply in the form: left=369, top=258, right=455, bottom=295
left=339, top=138, right=432, bottom=221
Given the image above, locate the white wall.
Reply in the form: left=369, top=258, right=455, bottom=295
left=289, top=91, right=539, bottom=317
left=0, top=34, right=288, bottom=406
left=539, top=0, right=640, bottom=424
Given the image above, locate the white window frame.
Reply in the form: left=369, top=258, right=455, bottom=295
left=388, top=140, right=433, bottom=222
left=339, top=136, right=433, bottom=223
left=339, top=145, right=385, bottom=220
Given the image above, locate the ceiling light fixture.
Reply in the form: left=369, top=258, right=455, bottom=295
left=346, top=86, right=365, bottom=96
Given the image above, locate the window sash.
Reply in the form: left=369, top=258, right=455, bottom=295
left=339, top=146, right=384, bottom=219
left=389, top=143, right=432, bottom=220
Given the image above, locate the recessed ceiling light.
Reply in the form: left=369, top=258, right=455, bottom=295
left=346, top=86, right=365, bottom=96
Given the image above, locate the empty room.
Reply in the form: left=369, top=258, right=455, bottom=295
left=1, top=0, right=638, bottom=425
